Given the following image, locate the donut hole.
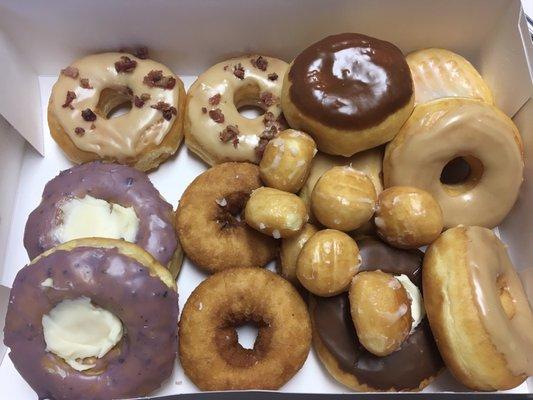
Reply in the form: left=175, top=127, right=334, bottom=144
left=440, top=155, right=484, bottom=196
left=215, top=191, right=249, bottom=229
left=233, top=83, right=266, bottom=119
left=95, top=87, right=133, bottom=119
left=497, top=275, right=516, bottom=319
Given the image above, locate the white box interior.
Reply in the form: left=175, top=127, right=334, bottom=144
left=0, top=0, right=532, bottom=396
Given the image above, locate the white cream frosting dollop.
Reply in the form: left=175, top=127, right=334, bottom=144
left=42, top=297, right=123, bottom=371
left=396, top=274, right=425, bottom=332
left=54, top=195, right=139, bottom=243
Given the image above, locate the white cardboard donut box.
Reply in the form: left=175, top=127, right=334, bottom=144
left=0, top=0, right=532, bottom=398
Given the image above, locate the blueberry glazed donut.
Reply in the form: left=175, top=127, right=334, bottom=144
left=48, top=52, right=186, bottom=171
left=4, top=238, right=178, bottom=400
left=24, top=161, right=182, bottom=278
left=185, top=55, right=288, bottom=165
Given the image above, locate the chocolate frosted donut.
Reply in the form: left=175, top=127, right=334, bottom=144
left=310, top=238, right=443, bottom=391
left=24, top=161, right=182, bottom=277
left=4, top=238, right=178, bottom=400
left=282, top=33, right=414, bottom=156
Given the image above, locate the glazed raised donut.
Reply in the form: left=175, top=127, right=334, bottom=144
left=407, top=48, right=494, bottom=105
left=310, top=238, right=443, bottom=391
left=4, top=238, right=178, bottom=400
left=24, top=161, right=182, bottom=278
left=179, top=267, right=311, bottom=390
left=383, top=98, right=523, bottom=228
left=48, top=52, right=186, bottom=171
left=185, top=55, right=288, bottom=165
left=175, top=162, right=277, bottom=273
left=282, top=33, right=414, bottom=156
left=423, top=226, right=533, bottom=391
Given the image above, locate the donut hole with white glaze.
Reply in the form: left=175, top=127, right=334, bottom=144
left=439, top=155, right=484, bottom=196
left=95, top=86, right=133, bottom=119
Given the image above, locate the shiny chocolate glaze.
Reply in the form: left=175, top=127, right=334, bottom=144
left=312, top=238, right=443, bottom=390
left=289, top=33, right=413, bottom=130
left=24, top=161, right=177, bottom=266
left=4, top=246, right=179, bottom=400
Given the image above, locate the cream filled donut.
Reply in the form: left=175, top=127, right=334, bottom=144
left=384, top=98, right=523, bottom=228
left=185, top=55, right=288, bottom=165
left=407, top=48, right=494, bottom=105
left=48, top=52, right=185, bottom=171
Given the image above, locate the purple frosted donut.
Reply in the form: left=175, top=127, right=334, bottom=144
left=24, top=161, right=182, bottom=277
left=4, top=239, right=179, bottom=400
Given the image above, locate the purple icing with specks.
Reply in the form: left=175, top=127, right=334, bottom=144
left=24, top=161, right=177, bottom=267
left=4, top=245, right=179, bottom=400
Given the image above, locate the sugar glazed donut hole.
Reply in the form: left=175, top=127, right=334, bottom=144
left=296, top=229, right=360, bottom=296
left=185, top=55, right=289, bottom=165
left=279, top=223, right=319, bottom=286
left=179, top=267, right=311, bottom=390
left=48, top=53, right=186, bottom=171
left=4, top=238, right=178, bottom=400
left=282, top=33, right=414, bottom=156
left=311, top=166, right=377, bottom=231
left=175, top=163, right=277, bottom=273
left=259, top=129, right=317, bottom=193
left=349, top=270, right=412, bottom=356
left=384, top=98, right=523, bottom=228
left=375, top=186, right=443, bottom=249
left=423, top=226, right=533, bottom=391
left=245, top=187, right=308, bottom=238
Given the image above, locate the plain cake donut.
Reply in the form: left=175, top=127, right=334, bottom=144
left=179, top=267, right=311, bottom=390
left=383, top=98, right=523, bottom=228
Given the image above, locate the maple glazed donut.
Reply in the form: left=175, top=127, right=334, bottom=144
left=423, top=226, right=533, bottom=391
left=179, top=267, right=311, bottom=390
left=282, top=33, right=414, bottom=156
left=48, top=52, right=185, bottom=171
left=185, top=55, right=288, bottom=165
left=4, top=238, right=178, bottom=400
left=175, top=162, right=277, bottom=273
left=384, top=98, right=523, bottom=228
left=24, top=161, right=182, bottom=278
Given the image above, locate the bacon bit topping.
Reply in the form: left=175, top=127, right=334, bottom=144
left=260, top=91, right=277, bottom=107
left=74, top=127, right=85, bottom=136
left=143, top=70, right=176, bottom=89
left=201, top=107, right=207, bottom=114
left=223, top=65, right=229, bottom=71
left=80, top=78, right=93, bottom=89
left=251, top=56, right=268, bottom=71
left=62, top=91, right=76, bottom=108
left=114, top=56, right=137, bottom=73
left=61, top=66, right=79, bottom=79
left=134, top=47, right=149, bottom=59
left=233, top=63, right=245, bottom=80
left=140, top=93, right=151, bottom=101
left=219, top=125, right=240, bottom=148
left=256, top=125, right=279, bottom=159
left=133, top=95, right=145, bottom=108
left=81, top=108, right=97, bottom=121
left=209, top=108, right=225, bottom=123
left=208, top=93, right=221, bottom=106
left=268, top=72, right=278, bottom=81
left=151, top=101, right=177, bottom=120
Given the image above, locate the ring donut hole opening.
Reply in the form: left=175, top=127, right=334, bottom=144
left=440, top=155, right=484, bottom=196
left=233, top=82, right=266, bottom=119
left=215, top=313, right=272, bottom=368
left=95, top=86, right=133, bottom=119
left=215, top=191, right=250, bottom=229
left=497, top=274, right=516, bottom=319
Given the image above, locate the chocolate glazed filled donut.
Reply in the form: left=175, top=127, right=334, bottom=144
left=24, top=161, right=182, bottom=277
left=310, top=238, right=443, bottom=391
left=4, top=238, right=178, bottom=400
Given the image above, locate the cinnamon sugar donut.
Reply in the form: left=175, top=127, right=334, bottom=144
left=48, top=52, right=185, bottom=171
left=179, top=267, right=311, bottom=390
left=175, top=162, right=277, bottom=273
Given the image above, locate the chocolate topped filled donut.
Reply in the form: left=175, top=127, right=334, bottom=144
left=282, top=33, right=414, bottom=156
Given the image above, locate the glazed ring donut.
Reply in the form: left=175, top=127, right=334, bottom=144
left=310, top=238, right=443, bottom=391
left=185, top=55, right=288, bottom=165
left=179, top=267, right=311, bottom=390
left=175, top=162, right=277, bottom=273
left=48, top=52, right=186, bottom=171
left=407, top=48, right=494, bottom=105
left=383, top=98, right=523, bottom=228
left=282, top=33, right=414, bottom=156
left=24, top=161, right=182, bottom=278
left=4, top=238, right=178, bottom=400
left=423, top=226, right=533, bottom=391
